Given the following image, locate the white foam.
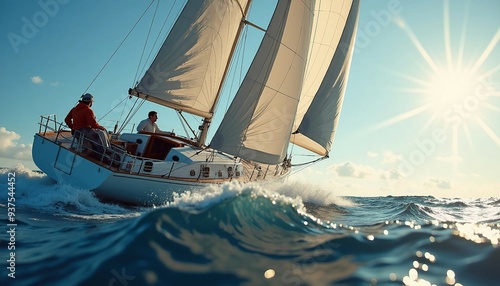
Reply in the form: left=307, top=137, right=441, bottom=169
left=1, top=163, right=355, bottom=218
left=165, top=180, right=306, bottom=213
left=265, top=180, right=358, bottom=207
left=0, top=163, right=138, bottom=219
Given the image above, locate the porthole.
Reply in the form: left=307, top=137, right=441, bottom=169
left=202, top=167, right=210, bottom=178
left=143, top=161, right=153, bottom=172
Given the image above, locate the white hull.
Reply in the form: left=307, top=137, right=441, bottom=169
left=94, top=173, right=208, bottom=205
left=33, top=118, right=290, bottom=206
left=33, top=135, right=207, bottom=205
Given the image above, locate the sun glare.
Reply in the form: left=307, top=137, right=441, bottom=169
left=376, top=2, right=500, bottom=169
left=423, top=68, right=478, bottom=114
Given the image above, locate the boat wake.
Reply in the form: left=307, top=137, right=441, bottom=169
left=1, top=164, right=355, bottom=220
left=0, top=164, right=137, bottom=219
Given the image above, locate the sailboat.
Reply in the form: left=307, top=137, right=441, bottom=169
left=32, top=0, right=360, bottom=206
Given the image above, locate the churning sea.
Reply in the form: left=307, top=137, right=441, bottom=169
left=1, top=165, right=499, bottom=286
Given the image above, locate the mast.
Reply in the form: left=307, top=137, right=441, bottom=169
left=197, top=1, right=253, bottom=147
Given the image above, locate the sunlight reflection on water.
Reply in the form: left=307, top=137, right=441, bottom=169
left=453, top=222, right=499, bottom=245
left=367, top=219, right=500, bottom=286
left=401, top=251, right=463, bottom=286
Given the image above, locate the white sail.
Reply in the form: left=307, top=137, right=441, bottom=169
left=136, top=0, right=250, bottom=119
left=211, top=0, right=316, bottom=164
left=292, top=0, right=360, bottom=156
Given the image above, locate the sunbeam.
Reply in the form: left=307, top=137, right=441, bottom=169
left=443, top=0, right=453, bottom=70
left=374, top=104, right=432, bottom=130
left=473, top=114, right=500, bottom=146
left=378, top=1, right=499, bottom=167
left=469, top=28, right=500, bottom=76
left=393, top=16, right=441, bottom=75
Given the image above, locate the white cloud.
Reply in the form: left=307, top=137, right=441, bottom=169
left=0, top=127, right=32, bottom=160
left=425, top=178, right=451, bottom=189
left=31, top=75, right=43, bottom=84
left=50, top=81, right=61, bottom=87
left=437, top=155, right=463, bottom=163
left=292, top=159, right=497, bottom=198
left=385, top=168, right=404, bottom=180
left=367, top=150, right=401, bottom=163
left=382, top=150, right=402, bottom=164
left=334, top=162, right=355, bottom=177
left=330, top=161, right=377, bottom=179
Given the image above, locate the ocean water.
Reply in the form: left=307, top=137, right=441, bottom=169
left=1, top=166, right=499, bottom=286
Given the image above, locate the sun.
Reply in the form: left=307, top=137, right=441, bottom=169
left=423, top=67, right=479, bottom=115
left=375, top=2, right=500, bottom=165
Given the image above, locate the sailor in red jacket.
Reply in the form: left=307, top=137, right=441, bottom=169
left=65, top=93, right=108, bottom=156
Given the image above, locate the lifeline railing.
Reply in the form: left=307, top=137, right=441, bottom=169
left=38, top=114, right=126, bottom=169
left=38, top=114, right=64, bottom=138
left=37, top=115, right=172, bottom=174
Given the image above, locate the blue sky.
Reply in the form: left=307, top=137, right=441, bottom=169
left=1, top=0, right=499, bottom=197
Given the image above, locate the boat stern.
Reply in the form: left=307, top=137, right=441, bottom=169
left=33, top=133, right=112, bottom=190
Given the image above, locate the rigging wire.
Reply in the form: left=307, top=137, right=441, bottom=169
left=82, top=0, right=157, bottom=95
left=97, top=96, right=131, bottom=121
left=118, top=95, right=131, bottom=127
left=82, top=1, right=181, bottom=132
left=289, top=155, right=328, bottom=176
left=132, top=0, right=160, bottom=87
left=176, top=111, right=198, bottom=140
left=222, top=25, right=248, bottom=114
left=117, top=97, right=146, bottom=134
left=291, top=155, right=327, bottom=167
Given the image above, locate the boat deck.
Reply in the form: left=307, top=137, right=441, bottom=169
left=36, top=129, right=290, bottom=184
left=38, top=130, right=124, bottom=171
left=40, top=130, right=74, bottom=148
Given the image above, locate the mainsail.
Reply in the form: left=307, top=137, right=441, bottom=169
left=135, top=0, right=250, bottom=119
left=292, top=0, right=360, bottom=156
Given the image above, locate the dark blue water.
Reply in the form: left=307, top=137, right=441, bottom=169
left=1, top=166, right=499, bottom=285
